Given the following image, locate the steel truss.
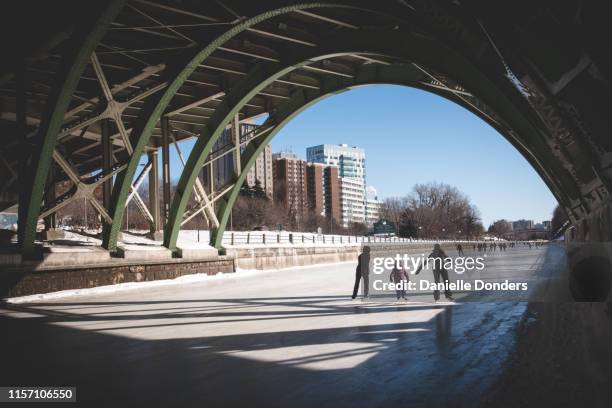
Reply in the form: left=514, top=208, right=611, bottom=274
left=4, top=0, right=608, bottom=257
left=165, top=26, right=580, bottom=250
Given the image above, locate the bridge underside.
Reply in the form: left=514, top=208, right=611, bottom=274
left=1, top=0, right=611, bottom=262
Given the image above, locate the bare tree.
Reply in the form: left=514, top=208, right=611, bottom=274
left=383, top=182, right=484, bottom=239
left=488, top=219, right=512, bottom=237
left=380, top=197, right=407, bottom=235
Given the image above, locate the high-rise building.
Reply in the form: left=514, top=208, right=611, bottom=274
left=272, top=150, right=298, bottom=160
left=202, top=122, right=273, bottom=199
left=364, top=186, right=381, bottom=226
left=273, top=156, right=308, bottom=217
left=306, top=163, right=324, bottom=216
left=201, top=125, right=234, bottom=191
left=323, top=166, right=342, bottom=223
left=273, top=155, right=341, bottom=225
left=365, top=198, right=381, bottom=226
left=306, top=144, right=366, bottom=184
left=307, top=144, right=367, bottom=227
left=340, top=177, right=366, bottom=227
left=305, top=163, right=341, bottom=223
left=246, top=143, right=273, bottom=198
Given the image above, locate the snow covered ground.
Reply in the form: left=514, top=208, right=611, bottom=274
left=43, top=228, right=459, bottom=251
left=5, top=261, right=355, bottom=304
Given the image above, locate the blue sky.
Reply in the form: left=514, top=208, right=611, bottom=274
left=167, top=85, right=557, bottom=228
left=269, top=85, right=557, bottom=227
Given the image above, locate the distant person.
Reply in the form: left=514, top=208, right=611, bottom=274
left=352, top=246, right=371, bottom=299
left=456, top=244, right=464, bottom=256
left=416, top=243, right=455, bottom=302
left=390, top=266, right=409, bottom=300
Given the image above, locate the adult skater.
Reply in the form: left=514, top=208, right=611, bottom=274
left=415, top=243, right=455, bottom=302
left=352, top=246, right=371, bottom=299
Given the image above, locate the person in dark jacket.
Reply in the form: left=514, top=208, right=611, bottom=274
left=352, top=246, right=371, bottom=299
left=415, top=243, right=455, bottom=302
left=390, top=266, right=409, bottom=300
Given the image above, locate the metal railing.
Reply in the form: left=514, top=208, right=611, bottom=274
left=218, top=231, right=479, bottom=246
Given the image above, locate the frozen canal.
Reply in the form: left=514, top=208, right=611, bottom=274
left=3, top=243, right=609, bottom=407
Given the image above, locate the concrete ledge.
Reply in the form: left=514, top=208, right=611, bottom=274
left=147, top=231, right=164, bottom=241
left=176, top=246, right=219, bottom=260
left=39, top=247, right=111, bottom=267
left=229, top=245, right=360, bottom=270
left=117, top=246, right=173, bottom=261
left=38, top=229, right=66, bottom=241
left=0, top=253, right=21, bottom=266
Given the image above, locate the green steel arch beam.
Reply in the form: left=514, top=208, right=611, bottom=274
left=163, top=46, right=402, bottom=250
left=20, top=0, right=126, bottom=257
left=102, top=1, right=385, bottom=252
left=210, top=63, right=576, bottom=248
left=165, top=28, right=581, bottom=250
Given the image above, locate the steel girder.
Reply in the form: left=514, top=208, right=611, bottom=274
left=162, top=29, right=428, bottom=250
left=19, top=0, right=127, bottom=257
left=164, top=27, right=582, bottom=250
left=101, top=1, right=383, bottom=252
left=16, top=1, right=594, bottom=254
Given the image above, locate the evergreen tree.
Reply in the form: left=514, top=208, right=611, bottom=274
left=252, top=180, right=268, bottom=200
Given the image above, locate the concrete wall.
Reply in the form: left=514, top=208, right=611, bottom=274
left=229, top=244, right=361, bottom=270
left=565, top=199, right=612, bottom=301
left=1, top=258, right=234, bottom=298
left=229, top=241, right=473, bottom=271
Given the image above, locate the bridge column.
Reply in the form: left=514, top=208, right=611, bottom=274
left=101, top=119, right=113, bottom=210
left=148, top=150, right=161, bottom=237
left=232, top=114, right=241, bottom=176
left=16, top=61, right=27, bottom=245
left=161, top=116, right=171, bottom=226
left=43, top=166, right=56, bottom=230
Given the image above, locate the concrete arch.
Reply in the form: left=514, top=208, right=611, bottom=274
left=164, top=29, right=582, bottom=250
left=101, top=1, right=384, bottom=252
